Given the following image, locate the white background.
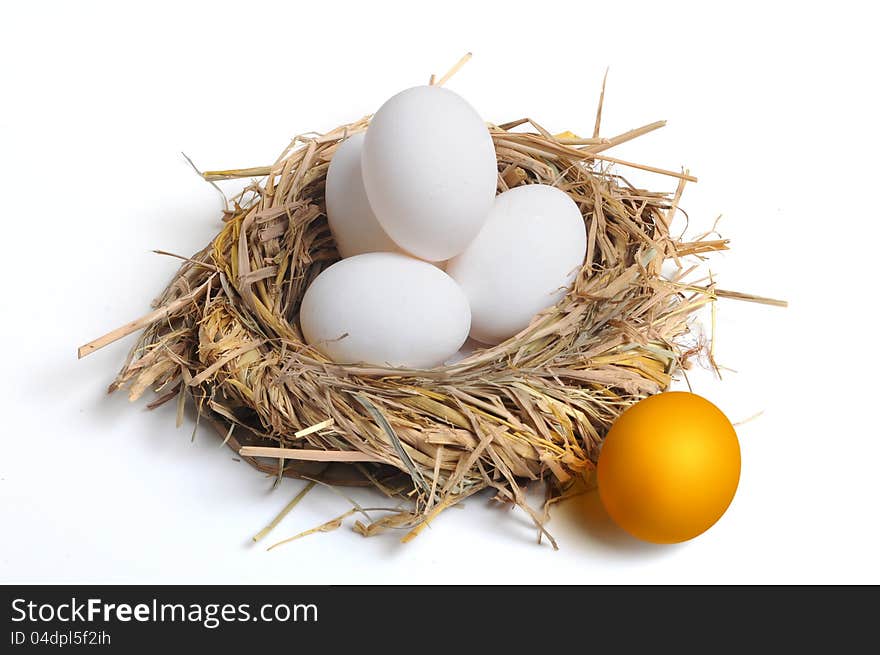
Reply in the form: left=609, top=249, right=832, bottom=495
left=2, top=0, right=877, bottom=584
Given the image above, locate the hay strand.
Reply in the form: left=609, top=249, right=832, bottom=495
left=78, top=275, right=215, bottom=358
left=432, top=52, right=473, bottom=87
left=252, top=481, right=316, bottom=543
left=239, top=447, right=386, bottom=463
left=593, top=67, right=609, bottom=139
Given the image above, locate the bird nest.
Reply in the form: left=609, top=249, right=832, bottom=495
left=82, top=73, right=739, bottom=547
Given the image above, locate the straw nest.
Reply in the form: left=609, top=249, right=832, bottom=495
left=84, top=72, right=744, bottom=547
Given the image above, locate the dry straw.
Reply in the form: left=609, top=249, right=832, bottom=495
left=81, top=56, right=782, bottom=547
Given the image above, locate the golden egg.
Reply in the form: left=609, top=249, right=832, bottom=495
left=597, top=391, right=741, bottom=544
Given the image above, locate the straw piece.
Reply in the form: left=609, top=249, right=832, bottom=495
left=433, top=52, right=473, bottom=87
left=593, top=67, right=609, bottom=139
left=239, top=447, right=386, bottom=462
left=202, top=166, right=273, bottom=182
left=588, top=120, right=667, bottom=153
left=589, top=152, right=698, bottom=182
left=294, top=418, right=335, bottom=438
left=252, top=481, right=316, bottom=543
left=715, top=288, right=788, bottom=307
left=78, top=275, right=214, bottom=358
left=267, top=509, right=357, bottom=551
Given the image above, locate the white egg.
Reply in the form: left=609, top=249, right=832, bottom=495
left=325, top=132, right=404, bottom=258
left=299, top=252, right=471, bottom=368
left=362, top=85, right=497, bottom=262
left=447, top=184, right=587, bottom=345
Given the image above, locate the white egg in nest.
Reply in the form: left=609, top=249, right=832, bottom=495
left=324, top=132, right=404, bottom=258
left=299, top=252, right=471, bottom=368
left=361, top=85, right=497, bottom=262
left=447, top=184, right=587, bottom=345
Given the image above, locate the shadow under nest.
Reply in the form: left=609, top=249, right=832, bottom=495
left=108, top=115, right=721, bottom=547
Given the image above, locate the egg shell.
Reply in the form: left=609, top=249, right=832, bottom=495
left=362, top=85, right=497, bottom=261
left=446, top=184, right=587, bottom=345
left=299, top=252, right=471, bottom=368
left=325, top=132, right=404, bottom=258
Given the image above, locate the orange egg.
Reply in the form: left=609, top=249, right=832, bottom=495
left=597, top=391, right=741, bottom=544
